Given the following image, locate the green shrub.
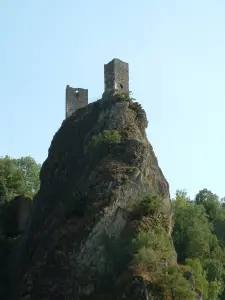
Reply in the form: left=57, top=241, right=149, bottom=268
left=129, top=101, right=145, bottom=116
left=132, top=247, right=162, bottom=280
left=132, top=195, right=165, bottom=217
left=203, top=258, right=224, bottom=282
left=131, top=225, right=174, bottom=262
left=160, top=264, right=196, bottom=299
left=130, top=225, right=195, bottom=299
left=89, top=130, right=121, bottom=148
left=116, top=91, right=136, bottom=102
left=133, top=102, right=143, bottom=110
left=207, top=280, right=224, bottom=300
left=114, top=90, right=145, bottom=117
left=185, top=258, right=208, bottom=297
left=124, top=166, right=138, bottom=174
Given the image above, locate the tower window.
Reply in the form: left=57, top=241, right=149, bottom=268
left=120, top=84, right=123, bottom=89
left=75, top=90, right=79, bottom=97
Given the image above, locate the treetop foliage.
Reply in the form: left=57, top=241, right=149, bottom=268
left=0, top=155, right=41, bottom=202
left=173, top=188, right=225, bottom=299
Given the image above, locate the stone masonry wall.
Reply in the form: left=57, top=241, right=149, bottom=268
left=65, top=86, right=88, bottom=118
left=104, top=58, right=129, bottom=93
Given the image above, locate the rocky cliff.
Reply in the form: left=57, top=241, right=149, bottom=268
left=10, top=92, right=196, bottom=299
left=0, top=195, right=32, bottom=299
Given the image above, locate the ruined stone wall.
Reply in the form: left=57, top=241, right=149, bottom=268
left=104, top=58, right=129, bottom=93
left=65, top=86, right=88, bottom=118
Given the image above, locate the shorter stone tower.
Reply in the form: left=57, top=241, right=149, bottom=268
left=104, top=58, right=129, bottom=93
left=65, top=86, right=88, bottom=118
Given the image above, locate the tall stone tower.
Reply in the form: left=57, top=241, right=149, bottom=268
left=104, top=58, right=129, bottom=93
left=65, top=85, right=88, bottom=118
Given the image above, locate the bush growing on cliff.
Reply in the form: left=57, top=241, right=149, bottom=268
left=130, top=195, right=171, bottom=231
left=116, top=91, right=136, bottom=102
left=130, top=225, right=195, bottom=299
left=127, top=194, right=196, bottom=298
left=131, top=225, right=174, bottom=275
left=160, top=264, right=196, bottom=299
left=88, top=130, right=121, bottom=148
left=133, top=195, right=165, bottom=216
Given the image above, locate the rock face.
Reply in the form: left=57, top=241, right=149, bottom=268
left=12, top=93, right=174, bottom=299
left=0, top=195, right=32, bottom=237
left=0, top=195, right=32, bottom=299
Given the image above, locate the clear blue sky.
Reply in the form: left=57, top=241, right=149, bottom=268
left=0, top=0, right=225, bottom=199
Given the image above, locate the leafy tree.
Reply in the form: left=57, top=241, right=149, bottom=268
left=172, top=192, right=212, bottom=262
left=162, top=264, right=196, bottom=300
left=0, top=156, right=24, bottom=202
left=173, top=189, right=225, bottom=299
left=12, top=156, right=41, bottom=198
left=185, top=258, right=208, bottom=297
left=130, top=224, right=195, bottom=299
left=0, top=155, right=41, bottom=202
left=195, top=189, right=225, bottom=246
left=208, top=280, right=224, bottom=300
left=195, top=189, right=221, bottom=220
left=203, top=259, right=224, bottom=282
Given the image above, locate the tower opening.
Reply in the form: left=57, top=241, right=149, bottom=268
left=75, top=90, right=79, bottom=98
left=65, top=86, right=88, bottom=118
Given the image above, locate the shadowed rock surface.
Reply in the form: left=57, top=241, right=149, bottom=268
left=0, top=195, right=32, bottom=299
left=2, top=195, right=32, bottom=237
left=9, top=93, right=195, bottom=299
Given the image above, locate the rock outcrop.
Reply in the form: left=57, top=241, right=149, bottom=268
left=10, top=93, right=195, bottom=299
left=0, top=195, right=32, bottom=299
left=0, top=195, right=32, bottom=237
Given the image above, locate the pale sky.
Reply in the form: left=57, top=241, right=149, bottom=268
left=0, top=0, right=225, bottom=199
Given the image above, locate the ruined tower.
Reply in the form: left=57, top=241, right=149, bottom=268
left=65, top=86, right=88, bottom=118
left=65, top=58, right=129, bottom=118
left=104, top=58, right=129, bottom=93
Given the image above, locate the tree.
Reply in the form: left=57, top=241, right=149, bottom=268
left=172, top=191, right=213, bottom=262
left=0, top=155, right=41, bottom=202
left=195, top=189, right=221, bottom=220
left=12, top=156, right=41, bottom=198
left=185, top=258, right=208, bottom=297
left=173, top=189, right=225, bottom=299
left=195, top=189, right=225, bottom=246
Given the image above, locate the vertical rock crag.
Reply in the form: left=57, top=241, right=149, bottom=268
left=12, top=93, right=178, bottom=300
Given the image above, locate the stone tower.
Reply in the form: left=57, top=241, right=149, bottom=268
left=65, top=85, right=88, bottom=118
left=104, top=58, right=129, bottom=93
